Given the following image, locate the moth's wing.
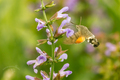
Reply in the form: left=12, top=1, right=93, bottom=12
left=64, top=31, right=82, bottom=44
left=80, top=25, right=95, bottom=39
left=79, top=25, right=100, bottom=47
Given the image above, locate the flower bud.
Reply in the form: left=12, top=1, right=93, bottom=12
left=45, top=1, right=56, bottom=8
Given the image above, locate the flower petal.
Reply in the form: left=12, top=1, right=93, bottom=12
left=58, top=7, right=69, bottom=14
left=27, top=60, right=36, bottom=65
left=35, top=18, right=46, bottom=31
left=37, top=56, right=47, bottom=64
left=47, top=41, right=52, bottom=45
left=58, top=20, right=67, bottom=30
left=46, top=29, right=50, bottom=33
left=57, top=13, right=68, bottom=19
left=37, top=23, right=46, bottom=31
left=66, top=16, right=71, bottom=23
left=26, top=75, right=34, bottom=80
left=58, top=17, right=71, bottom=34
left=59, top=17, right=71, bottom=29
left=40, top=71, right=50, bottom=80
left=33, top=63, right=38, bottom=69
left=54, top=47, right=58, bottom=53
left=65, top=28, right=74, bottom=37
left=54, top=39, right=58, bottom=43
left=35, top=18, right=40, bottom=22
left=59, top=53, right=68, bottom=62
left=64, top=71, right=72, bottom=77
left=34, top=69, right=38, bottom=74
left=35, top=18, right=44, bottom=24
left=40, top=71, right=45, bottom=77
left=60, top=63, right=69, bottom=71
left=51, top=7, right=69, bottom=20
left=58, top=21, right=68, bottom=34
left=36, top=47, right=43, bottom=54
left=46, top=29, right=51, bottom=37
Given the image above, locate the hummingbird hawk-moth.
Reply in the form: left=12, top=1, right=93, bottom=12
left=64, top=25, right=99, bottom=47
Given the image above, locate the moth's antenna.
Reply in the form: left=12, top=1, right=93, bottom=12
left=80, top=17, right=82, bottom=25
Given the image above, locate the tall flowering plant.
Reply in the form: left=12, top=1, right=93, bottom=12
left=26, top=0, right=73, bottom=80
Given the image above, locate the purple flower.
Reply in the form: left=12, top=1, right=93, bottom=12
left=56, top=7, right=69, bottom=19
left=26, top=75, right=34, bottom=80
left=59, top=53, right=68, bottom=62
left=105, top=42, right=116, bottom=56
left=40, top=71, right=50, bottom=80
left=27, top=47, right=47, bottom=73
left=58, top=17, right=74, bottom=37
left=65, top=28, right=74, bottom=37
left=58, top=17, right=71, bottom=33
left=59, top=63, right=72, bottom=77
left=50, top=6, right=69, bottom=20
left=33, top=56, right=47, bottom=68
left=27, top=56, right=47, bottom=73
left=35, top=18, right=46, bottom=31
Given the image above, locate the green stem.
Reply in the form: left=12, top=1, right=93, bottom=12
left=50, top=44, right=55, bottom=80
left=41, top=0, right=53, bottom=40
left=41, top=0, right=54, bottom=80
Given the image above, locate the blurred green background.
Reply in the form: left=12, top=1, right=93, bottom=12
left=0, top=0, right=120, bottom=80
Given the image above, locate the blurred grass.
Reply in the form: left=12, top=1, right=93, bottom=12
left=0, top=0, right=120, bottom=80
